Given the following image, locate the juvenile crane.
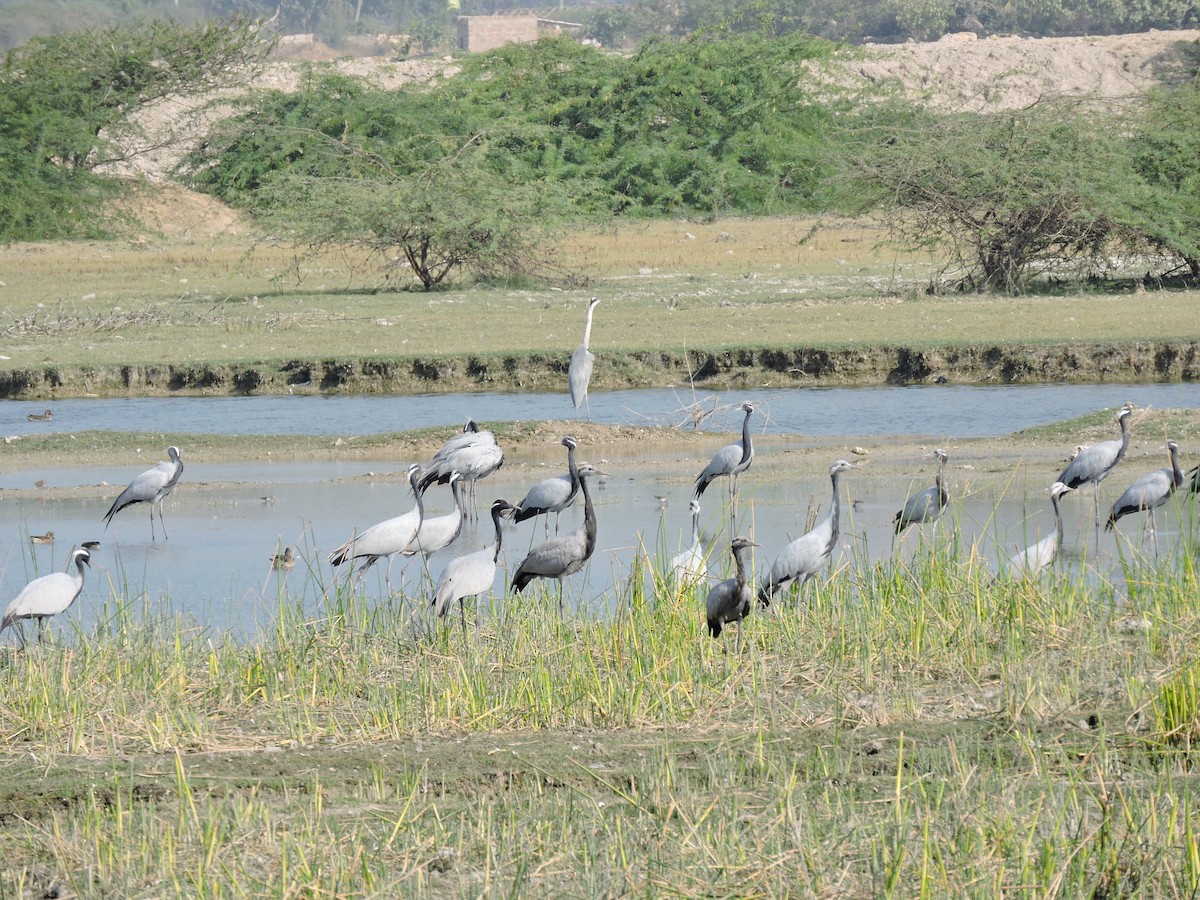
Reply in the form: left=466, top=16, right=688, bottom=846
left=1007, top=481, right=1073, bottom=579
left=1, top=546, right=93, bottom=647
left=103, top=445, right=184, bottom=541
left=328, top=464, right=425, bottom=593
left=512, top=463, right=604, bottom=612
left=669, top=499, right=708, bottom=586
left=694, top=401, right=756, bottom=503
left=705, top=536, right=758, bottom=654
left=432, top=499, right=518, bottom=636
left=759, top=459, right=857, bottom=605
left=514, top=437, right=580, bottom=535
left=1105, top=438, right=1184, bottom=556
left=1057, top=404, right=1134, bottom=526
left=569, top=297, right=601, bottom=420
left=893, top=449, right=949, bottom=534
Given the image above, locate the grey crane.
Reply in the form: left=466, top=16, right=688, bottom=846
left=403, top=471, right=466, bottom=571
left=694, top=401, right=756, bottom=503
left=514, top=437, right=580, bottom=535
left=1057, top=404, right=1134, bottom=526
left=1, top=546, right=92, bottom=647
left=705, top=536, right=758, bottom=654
left=432, top=499, right=518, bottom=636
left=419, top=430, right=503, bottom=520
left=1105, top=438, right=1185, bottom=556
left=511, top=463, right=603, bottom=612
left=670, top=499, right=708, bottom=586
left=103, top=445, right=184, bottom=541
left=893, top=449, right=949, bottom=534
left=1006, top=481, right=1073, bottom=579
left=328, top=464, right=425, bottom=593
left=759, top=459, right=857, bottom=606
left=569, top=297, right=601, bottom=420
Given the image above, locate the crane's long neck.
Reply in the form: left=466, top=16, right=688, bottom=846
left=566, top=444, right=580, bottom=497
left=935, top=456, right=948, bottom=504
left=582, top=304, right=597, bottom=350
left=491, top=507, right=506, bottom=563
left=691, top=508, right=701, bottom=547
left=829, top=470, right=845, bottom=544
left=448, top=479, right=466, bottom=543
left=1169, top=443, right=1183, bottom=488
left=410, top=471, right=425, bottom=525
left=1052, top=491, right=1065, bottom=555
left=738, top=408, right=753, bottom=466
left=580, top=474, right=598, bottom=557
left=733, top=545, right=750, bottom=590
left=1114, top=413, right=1131, bottom=466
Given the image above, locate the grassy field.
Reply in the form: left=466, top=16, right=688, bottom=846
left=2, top=529, right=1200, bottom=895
left=1, top=218, right=1199, bottom=396
left=3, top=216, right=1200, bottom=896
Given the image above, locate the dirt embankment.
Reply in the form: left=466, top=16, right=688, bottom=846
left=3, top=341, right=1198, bottom=400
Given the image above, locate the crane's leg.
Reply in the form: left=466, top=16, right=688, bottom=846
left=585, top=394, right=592, bottom=423
left=557, top=580, right=565, bottom=616
left=158, top=502, right=170, bottom=541
left=37, top=618, right=46, bottom=645
left=459, top=597, right=468, bottom=640
left=149, top=504, right=157, bottom=542
left=1148, top=509, right=1159, bottom=558
left=735, top=622, right=743, bottom=656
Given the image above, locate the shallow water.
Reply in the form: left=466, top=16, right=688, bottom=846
left=2, top=451, right=1196, bottom=641
left=8, top=381, right=1200, bottom=439
left=3, top=381, right=1198, bottom=639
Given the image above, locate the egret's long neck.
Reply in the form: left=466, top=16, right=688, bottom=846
left=582, top=305, right=596, bottom=350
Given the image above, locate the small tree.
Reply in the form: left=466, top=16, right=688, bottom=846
left=846, top=100, right=1131, bottom=292
left=257, top=135, right=578, bottom=290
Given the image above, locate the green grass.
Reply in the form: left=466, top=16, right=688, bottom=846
left=1, top=219, right=1198, bottom=380
left=3, top=534, right=1200, bottom=895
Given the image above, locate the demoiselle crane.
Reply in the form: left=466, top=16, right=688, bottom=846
left=514, top=437, right=580, bottom=535
left=1006, top=481, right=1073, bottom=579
left=1105, top=438, right=1184, bottom=556
left=670, top=499, right=708, bottom=586
left=403, top=471, right=466, bottom=572
left=103, top=445, right=184, bottom=541
left=419, top=430, right=503, bottom=520
left=893, top=448, right=949, bottom=534
left=1057, top=404, right=1134, bottom=527
left=328, top=464, right=425, bottom=593
left=759, top=459, right=857, bottom=606
left=569, top=297, right=601, bottom=420
left=1, top=546, right=93, bottom=647
left=432, top=499, right=518, bottom=636
left=694, top=401, right=756, bottom=504
left=705, top=536, right=758, bottom=654
left=512, top=463, right=604, bottom=612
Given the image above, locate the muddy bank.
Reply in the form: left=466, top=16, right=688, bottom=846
left=3, top=340, right=1199, bottom=400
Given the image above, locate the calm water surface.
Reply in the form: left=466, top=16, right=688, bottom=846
left=2, top=383, right=1197, bottom=640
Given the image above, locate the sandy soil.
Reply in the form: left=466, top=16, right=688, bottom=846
left=110, top=29, right=1200, bottom=239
